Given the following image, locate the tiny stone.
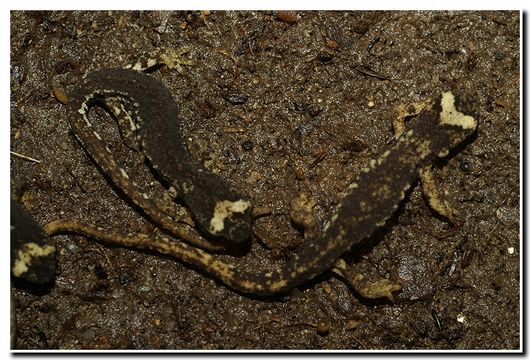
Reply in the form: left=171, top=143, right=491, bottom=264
left=456, top=314, right=466, bottom=323
left=241, top=139, right=254, bottom=151
left=225, top=93, right=249, bottom=105
left=308, top=104, right=322, bottom=117
left=346, top=319, right=359, bottom=330
left=460, top=161, right=470, bottom=172
left=53, top=87, right=69, bottom=105
left=317, top=51, right=334, bottom=63
left=276, top=11, right=299, bottom=24
left=316, top=320, right=330, bottom=335
left=293, top=101, right=307, bottom=112
left=494, top=52, right=506, bottom=61
left=66, top=242, right=80, bottom=254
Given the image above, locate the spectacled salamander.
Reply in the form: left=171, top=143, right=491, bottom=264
left=68, top=69, right=252, bottom=244
left=52, top=70, right=477, bottom=295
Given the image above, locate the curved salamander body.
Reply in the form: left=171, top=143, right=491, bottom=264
left=67, top=69, right=252, bottom=243
left=58, top=69, right=477, bottom=295
left=182, top=91, right=477, bottom=294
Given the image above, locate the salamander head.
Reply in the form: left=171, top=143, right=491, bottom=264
left=411, top=91, right=478, bottom=160
left=208, top=199, right=252, bottom=243
left=435, top=91, right=478, bottom=157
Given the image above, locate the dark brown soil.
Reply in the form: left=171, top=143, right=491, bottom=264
left=10, top=11, right=520, bottom=350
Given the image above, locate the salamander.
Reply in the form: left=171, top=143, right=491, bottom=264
left=50, top=70, right=477, bottom=295
left=11, top=200, right=56, bottom=284
left=67, top=69, right=252, bottom=245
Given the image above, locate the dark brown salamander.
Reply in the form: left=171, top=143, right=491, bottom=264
left=11, top=200, right=56, bottom=284
left=49, top=71, right=477, bottom=295
left=68, top=69, right=252, bottom=244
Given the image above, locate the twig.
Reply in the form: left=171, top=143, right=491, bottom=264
left=10, top=150, right=41, bottom=163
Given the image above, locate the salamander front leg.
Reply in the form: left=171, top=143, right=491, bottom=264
left=393, top=99, right=457, bottom=223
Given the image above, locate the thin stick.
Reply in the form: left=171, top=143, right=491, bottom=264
left=10, top=150, right=41, bottom=163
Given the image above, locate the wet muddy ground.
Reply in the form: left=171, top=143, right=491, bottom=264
left=10, top=11, right=520, bottom=350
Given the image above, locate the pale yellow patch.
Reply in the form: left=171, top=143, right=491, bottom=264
left=12, top=242, right=55, bottom=277
left=209, top=199, right=251, bottom=234
left=440, top=92, right=477, bottom=130
left=347, top=182, right=359, bottom=190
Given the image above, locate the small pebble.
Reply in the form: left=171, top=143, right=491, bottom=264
left=225, top=93, right=249, bottom=105
left=316, top=320, right=330, bottom=335
left=317, top=51, right=333, bottom=63
left=459, top=161, right=470, bottom=172
left=345, top=319, right=359, bottom=330
left=66, top=241, right=80, bottom=254
left=456, top=314, right=466, bottom=323
left=308, top=104, right=322, bottom=117
left=241, top=139, right=254, bottom=151
left=494, top=51, right=505, bottom=61
left=276, top=11, right=299, bottom=24
left=53, top=87, right=69, bottom=105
